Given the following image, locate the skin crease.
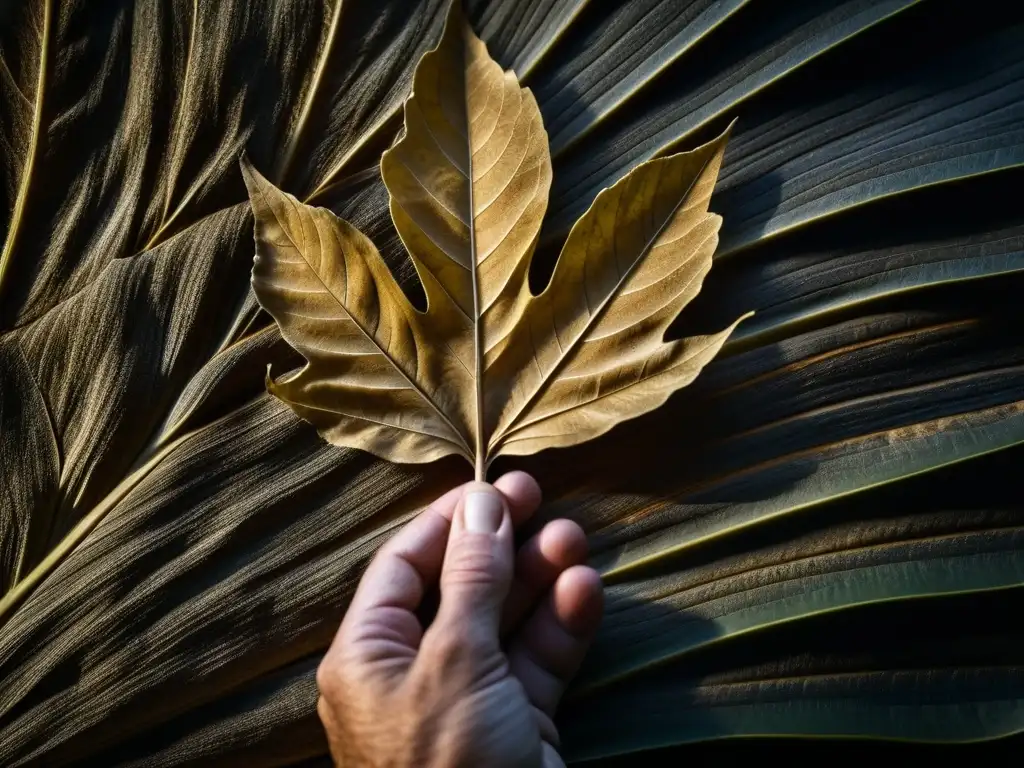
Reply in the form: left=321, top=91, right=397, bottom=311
left=316, top=471, right=604, bottom=767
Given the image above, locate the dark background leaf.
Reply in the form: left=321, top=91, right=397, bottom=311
left=0, top=0, right=1022, bottom=764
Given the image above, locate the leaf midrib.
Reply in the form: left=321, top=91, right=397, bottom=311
left=0, top=0, right=52, bottom=306
left=489, top=153, right=717, bottom=457
left=306, top=0, right=583, bottom=203
left=260, top=182, right=473, bottom=458
left=500, top=305, right=727, bottom=444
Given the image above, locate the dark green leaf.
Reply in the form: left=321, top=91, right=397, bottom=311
left=544, top=0, right=924, bottom=238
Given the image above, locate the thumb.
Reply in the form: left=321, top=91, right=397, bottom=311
left=431, top=482, right=514, bottom=648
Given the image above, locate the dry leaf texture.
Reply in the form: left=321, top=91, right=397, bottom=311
left=247, top=3, right=746, bottom=477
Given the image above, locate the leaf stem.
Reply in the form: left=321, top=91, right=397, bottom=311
left=464, top=19, right=486, bottom=482
left=0, top=0, right=52, bottom=307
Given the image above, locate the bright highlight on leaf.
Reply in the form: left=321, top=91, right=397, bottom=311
left=244, top=3, right=747, bottom=480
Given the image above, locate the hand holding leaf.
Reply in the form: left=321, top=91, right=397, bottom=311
left=244, top=3, right=747, bottom=480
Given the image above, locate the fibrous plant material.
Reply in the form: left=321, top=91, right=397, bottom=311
left=246, top=3, right=747, bottom=480
left=2, top=0, right=1023, bottom=764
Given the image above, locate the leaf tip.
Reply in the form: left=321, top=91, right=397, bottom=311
left=722, top=116, right=739, bottom=139
left=732, top=310, right=756, bottom=335
left=239, top=155, right=270, bottom=201
left=444, top=0, right=468, bottom=29
left=436, top=0, right=467, bottom=50
left=704, top=118, right=736, bottom=162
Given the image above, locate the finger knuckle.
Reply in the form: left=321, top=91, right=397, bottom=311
left=441, top=537, right=507, bottom=588
left=315, top=694, right=333, bottom=723
left=426, top=626, right=467, bottom=667
left=425, top=625, right=502, bottom=681
left=317, top=647, right=367, bottom=695
left=316, top=657, right=342, bottom=698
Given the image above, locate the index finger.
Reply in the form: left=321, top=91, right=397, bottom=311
left=342, top=482, right=465, bottom=627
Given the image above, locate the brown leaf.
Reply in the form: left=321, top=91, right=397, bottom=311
left=243, top=163, right=474, bottom=466
left=246, top=3, right=746, bottom=478
left=380, top=1, right=551, bottom=347
left=486, top=136, right=748, bottom=457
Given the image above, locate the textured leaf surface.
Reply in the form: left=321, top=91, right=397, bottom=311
left=246, top=162, right=474, bottom=464
left=557, top=450, right=1024, bottom=759
left=713, top=25, right=1024, bottom=255
left=467, top=0, right=589, bottom=78
left=725, top=225, right=1024, bottom=348
left=544, top=0, right=925, bottom=238
left=587, top=516, right=1024, bottom=689
left=380, top=2, right=551, bottom=345
left=538, top=0, right=751, bottom=153
left=563, top=668, right=1024, bottom=761
left=486, top=133, right=744, bottom=456
left=251, top=6, right=742, bottom=475
left=1, top=0, right=1023, bottom=765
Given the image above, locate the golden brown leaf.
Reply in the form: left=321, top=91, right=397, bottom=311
left=243, top=162, right=475, bottom=466
left=380, top=2, right=551, bottom=347
left=485, top=134, right=748, bottom=457
left=246, top=4, right=746, bottom=479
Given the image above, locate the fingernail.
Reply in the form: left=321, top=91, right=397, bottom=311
left=464, top=491, right=504, bottom=533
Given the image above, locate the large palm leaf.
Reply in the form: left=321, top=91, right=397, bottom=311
left=1, top=0, right=1022, bottom=764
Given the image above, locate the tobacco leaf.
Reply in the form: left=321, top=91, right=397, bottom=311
left=244, top=4, right=745, bottom=478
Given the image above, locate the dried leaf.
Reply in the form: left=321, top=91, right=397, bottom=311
left=6, top=3, right=1023, bottom=764
left=245, top=4, right=746, bottom=478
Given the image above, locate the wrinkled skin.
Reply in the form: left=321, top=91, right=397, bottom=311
left=316, top=472, right=604, bottom=767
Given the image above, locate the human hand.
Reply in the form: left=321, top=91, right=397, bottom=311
left=316, top=472, right=604, bottom=767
